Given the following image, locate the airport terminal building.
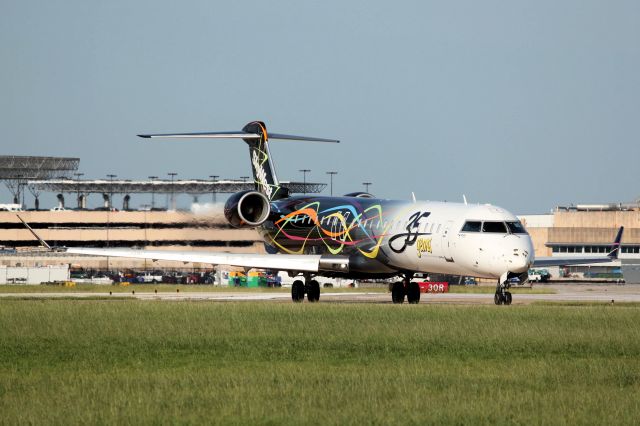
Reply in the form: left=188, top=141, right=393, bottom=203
left=521, top=203, right=640, bottom=282
left=0, top=155, right=637, bottom=281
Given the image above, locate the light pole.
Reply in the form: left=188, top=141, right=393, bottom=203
left=74, top=172, right=84, bottom=209
left=105, top=174, right=117, bottom=253
left=363, top=182, right=372, bottom=193
left=209, top=175, right=219, bottom=203
left=299, top=169, right=310, bottom=194
left=240, top=176, right=250, bottom=190
left=148, top=176, right=158, bottom=209
left=106, top=174, right=117, bottom=208
left=326, top=171, right=337, bottom=196
left=15, top=174, right=24, bottom=208
left=167, top=172, right=177, bottom=210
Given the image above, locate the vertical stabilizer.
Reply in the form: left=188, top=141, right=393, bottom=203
left=241, top=121, right=285, bottom=200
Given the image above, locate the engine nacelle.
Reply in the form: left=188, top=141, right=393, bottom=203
left=224, top=190, right=271, bottom=228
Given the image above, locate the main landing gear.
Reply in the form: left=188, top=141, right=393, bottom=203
left=391, top=275, right=421, bottom=304
left=494, top=279, right=512, bottom=306
left=291, top=276, right=320, bottom=303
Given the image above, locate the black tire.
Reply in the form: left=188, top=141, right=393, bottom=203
left=292, top=280, right=305, bottom=302
left=391, top=281, right=405, bottom=304
left=494, top=292, right=502, bottom=305
left=504, top=291, right=512, bottom=305
left=308, top=280, right=320, bottom=302
left=407, top=282, right=421, bottom=304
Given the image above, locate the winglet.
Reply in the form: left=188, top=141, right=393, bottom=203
left=16, top=215, right=52, bottom=250
left=607, top=226, right=624, bottom=259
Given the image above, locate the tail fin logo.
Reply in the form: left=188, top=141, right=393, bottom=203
left=252, top=148, right=273, bottom=199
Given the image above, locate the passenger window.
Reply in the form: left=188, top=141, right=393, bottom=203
left=482, top=222, right=507, bottom=233
left=461, top=221, right=481, bottom=232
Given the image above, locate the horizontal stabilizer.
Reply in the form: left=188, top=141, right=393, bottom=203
left=268, top=133, right=339, bottom=143
left=138, top=131, right=260, bottom=139
left=138, top=131, right=339, bottom=143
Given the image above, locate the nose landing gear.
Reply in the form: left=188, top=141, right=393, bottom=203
left=494, top=273, right=512, bottom=305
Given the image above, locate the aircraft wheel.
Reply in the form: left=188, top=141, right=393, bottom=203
left=494, top=292, right=502, bottom=305
left=391, top=281, right=405, bottom=304
left=292, top=280, right=305, bottom=302
left=407, top=282, right=421, bottom=304
left=307, top=280, right=320, bottom=302
left=504, top=291, right=512, bottom=305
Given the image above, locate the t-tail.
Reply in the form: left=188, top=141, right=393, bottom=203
left=138, top=120, right=339, bottom=200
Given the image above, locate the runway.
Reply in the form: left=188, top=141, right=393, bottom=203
left=2, top=284, right=640, bottom=304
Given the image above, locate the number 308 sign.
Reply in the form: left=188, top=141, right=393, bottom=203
left=418, top=282, right=449, bottom=293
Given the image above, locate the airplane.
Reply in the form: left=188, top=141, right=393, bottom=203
left=30, top=120, right=624, bottom=305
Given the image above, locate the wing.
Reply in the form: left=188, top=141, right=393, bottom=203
left=66, top=248, right=322, bottom=272
left=532, top=226, right=624, bottom=268
left=65, top=247, right=349, bottom=274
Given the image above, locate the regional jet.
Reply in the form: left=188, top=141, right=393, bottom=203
left=53, top=121, right=622, bottom=304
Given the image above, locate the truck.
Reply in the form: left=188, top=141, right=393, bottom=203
left=528, top=269, right=551, bottom=283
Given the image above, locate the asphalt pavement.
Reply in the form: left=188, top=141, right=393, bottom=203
left=2, top=284, right=639, bottom=304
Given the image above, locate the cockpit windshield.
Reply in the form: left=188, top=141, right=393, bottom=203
left=482, top=221, right=507, bottom=233
left=506, top=221, right=527, bottom=234
left=460, top=220, right=528, bottom=234
left=461, top=221, right=481, bottom=232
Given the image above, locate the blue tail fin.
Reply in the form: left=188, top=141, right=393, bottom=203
left=607, top=226, right=624, bottom=259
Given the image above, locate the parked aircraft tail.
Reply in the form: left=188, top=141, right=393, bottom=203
left=607, top=226, right=624, bottom=259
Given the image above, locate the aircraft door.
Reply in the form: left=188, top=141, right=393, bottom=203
left=441, top=220, right=454, bottom=262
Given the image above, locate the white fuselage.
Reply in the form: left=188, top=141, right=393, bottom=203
left=378, top=202, right=534, bottom=279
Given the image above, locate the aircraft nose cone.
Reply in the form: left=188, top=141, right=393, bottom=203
left=511, top=252, right=531, bottom=272
left=509, top=240, right=534, bottom=273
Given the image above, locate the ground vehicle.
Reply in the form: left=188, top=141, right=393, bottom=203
left=70, top=273, right=113, bottom=284
left=528, top=269, right=551, bottom=283
left=0, top=204, right=23, bottom=211
left=138, top=271, right=164, bottom=283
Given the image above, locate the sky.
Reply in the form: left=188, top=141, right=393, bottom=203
left=1, top=0, right=638, bottom=213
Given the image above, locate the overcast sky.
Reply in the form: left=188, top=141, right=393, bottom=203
left=1, top=0, right=638, bottom=213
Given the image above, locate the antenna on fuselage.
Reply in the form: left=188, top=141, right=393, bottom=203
left=411, top=192, right=417, bottom=203
left=463, top=194, right=468, bottom=205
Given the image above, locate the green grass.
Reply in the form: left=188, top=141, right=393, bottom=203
left=1, top=301, right=639, bottom=425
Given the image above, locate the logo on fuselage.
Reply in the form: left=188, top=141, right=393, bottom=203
left=416, top=238, right=432, bottom=258
left=389, top=211, right=431, bottom=253
left=252, top=149, right=273, bottom=199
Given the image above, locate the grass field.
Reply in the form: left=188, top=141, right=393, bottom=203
left=1, top=301, right=638, bottom=425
